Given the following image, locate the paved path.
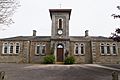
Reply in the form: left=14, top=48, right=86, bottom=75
left=0, top=63, right=120, bottom=80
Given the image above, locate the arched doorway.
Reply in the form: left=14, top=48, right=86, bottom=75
left=57, top=44, right=64, bottom=62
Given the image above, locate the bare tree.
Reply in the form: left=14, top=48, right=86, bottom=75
left=0, top=0, right=20, bottom=26
left=111, top=6, right=120, bottom=19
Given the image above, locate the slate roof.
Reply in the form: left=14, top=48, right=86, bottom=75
left=70, top=36, right=113, bottom=41
left=0, top=36, right=51, bottom=41
left=0, top=36, right=113, bottom=42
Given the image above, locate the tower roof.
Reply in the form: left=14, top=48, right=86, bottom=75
left=49, top=9, right=72, bottom=20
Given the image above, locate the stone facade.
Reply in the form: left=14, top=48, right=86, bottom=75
left=0, top=9, right=119, bottom=64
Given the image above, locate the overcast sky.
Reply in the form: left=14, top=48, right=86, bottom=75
left=0, top=0, right=120, bottom=38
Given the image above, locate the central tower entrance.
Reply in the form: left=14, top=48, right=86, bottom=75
left=57, top=44, right=64, bottom=62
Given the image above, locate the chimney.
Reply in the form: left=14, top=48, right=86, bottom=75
left=33, top=30, right=36, bottom=36
left=85, top=30, right=89, bottom=37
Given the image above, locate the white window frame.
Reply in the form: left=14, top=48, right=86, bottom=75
left=79, top=43, right=85, bottom=55
left=15, top=42, right=20, bottom=54
left=74, top=43, right=85, bottom=55
left=35, top=44, right=40, bottom=55
left=100, top=43, right=105, bottom=55
left=41, top=44, right=46, bottom=55
left=106, top=44, right=111, bottom=55
left=111, top=43, right=118, bottom=55
left=74, top=43, right=79, bottom=55
left=2, top=42, right=8, bottom=54
left=35, top=44, right=46, bottom=56
left=58, top=18, right=63, bottom=29
left=9, top=43, right=14, bottom=54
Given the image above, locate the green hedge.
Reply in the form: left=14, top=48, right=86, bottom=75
left=64, top=56, right=75, bottom=64
left=43, top=55, right=55, bottom=64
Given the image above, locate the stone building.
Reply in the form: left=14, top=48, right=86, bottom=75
left=0, top=9, right=120, bottom=64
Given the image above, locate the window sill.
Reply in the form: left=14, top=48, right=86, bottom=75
left=35, top=54, right=46, bottom=56
left=1, top=54, right=19, bottom=56
left=74, top=54, right=79, bottom=56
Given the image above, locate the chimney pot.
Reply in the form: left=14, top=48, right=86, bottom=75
left=33, top=30, right=36, bottom=36
left=85, top=30, right=89, bottom=37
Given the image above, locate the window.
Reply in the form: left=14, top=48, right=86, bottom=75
left=112, top=44, right=117, bottom=55
left=100, top=44, right=105, bottom=55
left=80, top=44, right=84, bottom=55
left=74, top=43, right=85, bottom=55
left=106, top=44, right=110, bottom=55
left=58, top=18, right=63, bottom=29
left=36, top=45, right=40, bottom=54
left=74, top=44, right=79, bottom=55
left=36, top=44, right=46, bottom=55
left=10, top=43, right=14, bottom=53
left=100, top=43, right=118, bottom=56
left=41, top=45, right=46, bottom=55
left=15, top=43, right=20, bottom=53
left=2, top=42, right=20, bottom=54
left=3, top=43, right=8, bottom=54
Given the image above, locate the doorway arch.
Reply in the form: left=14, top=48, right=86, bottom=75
left=57, top=44, right=64, bottom=62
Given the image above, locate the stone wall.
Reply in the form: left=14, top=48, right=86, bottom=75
left=92, top=41, right=120, bottom=64
left=0, top=41, right=29, bottom=63
left=29, top=41, right=51, bottom=63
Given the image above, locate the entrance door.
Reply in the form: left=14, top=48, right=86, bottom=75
left=57, top=44, right=64, bottom=62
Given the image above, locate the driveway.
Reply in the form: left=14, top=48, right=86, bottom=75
left=0, top=63, right=120, bottom=80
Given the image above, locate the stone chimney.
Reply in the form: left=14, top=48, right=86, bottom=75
left=85, top=30, right=89, bottom=37
left=33, top=30, right=36, bottom=36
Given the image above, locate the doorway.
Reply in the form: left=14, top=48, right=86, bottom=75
left=57, top=44, right=64, bottom=62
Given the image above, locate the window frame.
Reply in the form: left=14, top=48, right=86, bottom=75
left=74, top=44, right=79, bottom=55
left=111, top=43, right=117, bottom=55
left=100, top=43, right=105, bottom=55
left=3, top=42, right=8, bottom=54
left=74, top=43, right=85, bottom=55
left=9, top=43, right=14, bottom=54
left=15, top=42, right=20, bottom=54
left=35, top=44, right=46, bottom=56
left=58, top=18, right=63, bottom=30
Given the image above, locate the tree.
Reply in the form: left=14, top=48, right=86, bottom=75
left=0, top=0, right=20, bottom=26
left=110, top=28, right=120, bottom=42
left=110, top=6, right=120, bottom=42
left=111, top=6, right=120, bottom=19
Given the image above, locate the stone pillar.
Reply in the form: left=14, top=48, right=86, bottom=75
left=112, top=71, right=118, bottom=80
left=0, top=71, right=5, bottom=80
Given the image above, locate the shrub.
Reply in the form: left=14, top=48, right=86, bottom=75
left=43, top=55, right=55, bottom=64
left=64, top=56, right=75, bottom=64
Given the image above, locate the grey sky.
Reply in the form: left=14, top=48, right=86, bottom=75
left=0, top=0, right=120, bottom=38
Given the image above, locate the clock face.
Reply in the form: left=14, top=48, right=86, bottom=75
left=58, top=30, right=63, bottom=35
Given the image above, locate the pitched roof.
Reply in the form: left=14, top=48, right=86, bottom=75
left=70, top=36, right=113, bottom=41
left=0, top=36, right=51, bottom=41
left=0, top=36, right=113, bottom=42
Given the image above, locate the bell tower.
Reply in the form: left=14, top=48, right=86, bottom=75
left=49, top=9, right=71, bottom=39
left=49, top=9, right=72, bottom=62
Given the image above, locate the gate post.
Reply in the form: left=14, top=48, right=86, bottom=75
left=0, top=71, right=5, bottom=80
left=112, top=71, right=118, bottom=80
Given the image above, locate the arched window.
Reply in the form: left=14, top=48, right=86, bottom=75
left=100, top=43, right=105, bottom=55
left=36, top=44, right=46, bottom=55
left=74, top=44, right=79, bottom=55
left=15, top=43, right=20, bottom=54
left=106, top=44, right=110, bottom=55
left=58, top=18, right=63, bottom=29
left=10, top=43, right=14, bottom=53
left=3, top=43, right=8, bottom=54
left=41, top=45, right=46, bottom=55
left=112, top=44, right=117, bottom=55
left=36, top=45, right=40, bottom=54
left=80, top=44, right=84, bottom=55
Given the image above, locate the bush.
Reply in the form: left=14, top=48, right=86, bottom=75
left=64, top=56, right=75, bottom=64
left=43, top=55, right=55, bottom=64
